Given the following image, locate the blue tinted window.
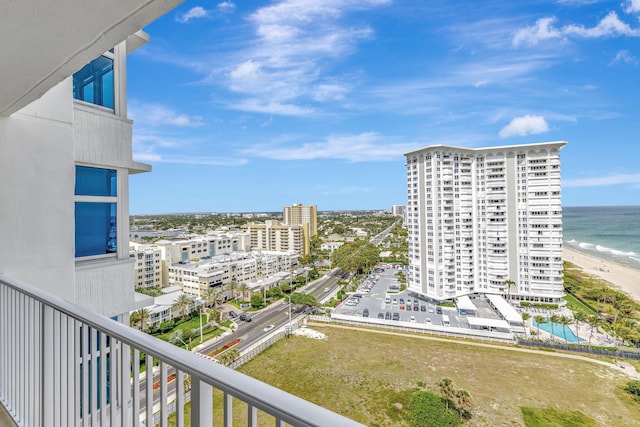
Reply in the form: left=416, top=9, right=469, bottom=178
left=73, top=55, right=114, bottom=109
left=75, top=202, right=117, bottom=257
left=75, top=166, right=116, bottom=197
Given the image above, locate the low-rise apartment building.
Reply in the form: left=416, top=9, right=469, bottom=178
left=244, top=220, right=308, bottom=255
left=168, top=251, right=299, bottom=298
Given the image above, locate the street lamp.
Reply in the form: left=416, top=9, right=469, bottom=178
left=284, top=294, right=292, bottom=334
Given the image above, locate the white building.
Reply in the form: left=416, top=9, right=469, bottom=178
left=168, top=251, right=298, bottom=298
left=130, top=243, right=163, bottom=289
left=391, top=205, right=405, bottom=216
left=404, top=142, right=567, bottom=304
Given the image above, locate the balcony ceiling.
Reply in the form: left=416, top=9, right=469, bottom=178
left=0, top=0, right=183, bottom=116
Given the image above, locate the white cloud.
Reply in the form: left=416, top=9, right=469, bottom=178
left=242, top=132, right=414, bottom=162
left=513, top=12, right=640, bottom=47
left=130, top=103, right=205, bottom=127
left=133, top=152, right=248, bottom=166
left=609, top=49, right=636, bottom=66
left=499, top=115, right=549, bottom=138
left=563, top=173, right=640, bottom=187
left=230, top=99, right=315, bottom=116
left=176, top=6, right=209, bottom=23
left=623, top=0, right=640, bottom=14
left=217, top=2, right=236, bottom=13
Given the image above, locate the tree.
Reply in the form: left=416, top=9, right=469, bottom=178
left=330, top=239, right=380, bottom=277
left=573, top=312, right=587, bottom=340
left=521, top=312, right=531, bottom=337
left=503, top=279, right=515, bottom=301
left=438, top=377, right=456, bottom=411
left=534, top=315, right=546, bottom=338
left=238, top=282, right=249, bottom=302
left=226, top=281, right=238, bottom=302
left=558, top=315, right=572, bottom=343
left=203, top=287, right=221, bottom=309
left=289, top=292, right=320, bottom=312
left=586, top=315, right=602, bottom=348
left=130, top=310, right=141, bottom=330
left=455, top=389, right=472, bottom=419
left=217, top=349, right=240, bottom=366
left=173, top=293, right=192, bottom=320
left=134, top=308, right=151, bottom=331
left=549, top=314, right=561, bottom=342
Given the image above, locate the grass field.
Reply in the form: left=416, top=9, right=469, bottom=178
left=234, top=325, right=640, bottom=426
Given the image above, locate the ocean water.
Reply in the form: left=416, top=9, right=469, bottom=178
left=563, top=206, right=640, bottom=270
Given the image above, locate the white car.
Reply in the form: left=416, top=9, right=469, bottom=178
left=323, top=287, right=330, bottom=292
left=425, top=318, right=432, bottom=324
left=263, top=324, right=275, bottom=332
left=409, top=316, right=416, bottom=322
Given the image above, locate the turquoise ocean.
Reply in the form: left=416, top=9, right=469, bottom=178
left=563, top=206, right=640, bottom=271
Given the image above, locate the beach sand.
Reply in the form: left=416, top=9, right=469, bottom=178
left=563, top=247, right=640, bottom=303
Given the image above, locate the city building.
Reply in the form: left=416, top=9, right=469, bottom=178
left=167, top=251, right=298, bottom=299
left=244, top=220, right=308, bottom=255
left=0, top=2, right=360, bottom=425
left=391, top=204, right=406, bottom=217
left=283, top=203, right=318, bottom=238
left=130, top=243, right=163, bottom=289
left=404, top=142, right=567, bottom=304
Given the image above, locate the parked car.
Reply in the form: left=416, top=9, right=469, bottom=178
left=377, top=312, right=384, bottom=319
left=385, top=311, right=391, bottom=320
left=436, top=306, right=443, bottom=314
left=410, top=316, right=416, bottom=322
left=399, top=298, right=405, bottom=305
left=420, top=305, right=426, bottom=312
left=392, top=313, right=400, bottom=321
left=425, top=318, right=432, bottom=324
left=239, top=314, right=251, bottom=322
left=363, top=309, right=369, bottom=317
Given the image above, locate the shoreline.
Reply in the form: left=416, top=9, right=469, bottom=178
left=563, top=246, right=640, bottom=303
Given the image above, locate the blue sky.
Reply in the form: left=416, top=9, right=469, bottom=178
left=128, top=0, right=640, bottom=214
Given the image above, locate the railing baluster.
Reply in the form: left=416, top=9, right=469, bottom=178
left=132, top=348, right=140, bottom=427
left=81, top=324, right=89, bottom=425
left=190, top=375, right=212, bottom=427
left=119, top=341, right=131, bottom=427
left=110, top=337, right=119, bottom=427
left=90, top=327, right=98, bottom=426
left=175, top=370, right=184, bottom=427
left=224, top=391, right=232, bottom=427
left=43, top=304, right=54, bottom=427
left=53, top=310, right=61, bottom=427
left=67, top=317, right=76, bottom=427
left=248, top=403, right=257, bottom=427
left=60, top=312, right=68, bottom=427
left=145, top=354, right=153, bottom=427
left=101, top=330, right=108, bottom=425
left=160, top=362, right=168, bottom=427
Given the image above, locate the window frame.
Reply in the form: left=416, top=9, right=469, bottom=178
left=72, top=50, right=116, bottom=111
left=74, top=165, right=119, bottom=260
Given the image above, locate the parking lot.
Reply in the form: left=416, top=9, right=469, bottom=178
left=332, top=266, right=506, bottom=331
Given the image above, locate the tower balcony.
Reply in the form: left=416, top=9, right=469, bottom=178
left=0, top=275, right=362, bottom=427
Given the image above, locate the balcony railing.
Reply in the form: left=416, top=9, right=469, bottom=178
left=0, top=274, right=364, bottom=427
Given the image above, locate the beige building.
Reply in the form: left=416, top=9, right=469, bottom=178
left=283, top=204, right=318, bottom=239
left=168, top=251, right=298, bottom=299
left=130, top=243, right=163, bottom=289
left=244, top=220, right=308, bottom=255
left=405, top=142, right=567, bottom=304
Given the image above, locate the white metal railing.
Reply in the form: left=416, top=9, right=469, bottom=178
left=0, top=274, right=365, bottom=427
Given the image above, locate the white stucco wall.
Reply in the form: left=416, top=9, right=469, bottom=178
left=0, top=79, right=76, bottom=300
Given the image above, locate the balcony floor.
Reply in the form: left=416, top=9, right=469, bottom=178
left=0, top=403, right=15, bottom=427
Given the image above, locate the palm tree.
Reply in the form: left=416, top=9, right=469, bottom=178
left=134, top=308, right=151, bottom=331
left=521, top=312, right=531, bottom=337
left=226, top=281, right=238, bottom=302
left=504, top=279, right=515, bottom=301
left=173, top=293, right=192, bottom=320
left=130, top=310, right=141, bottom=330
left=203, top=287, right=221, bottom=309
left=586, top=315, right=601, bottom=348
left=612, top=294, right=631, bottom=325
left=559, top=315, right=571, bottom=343
left=549, top=314, right=561, bottom=342
left=455, top=389, right=472, bottom=419
left=534, top=315, right=546, bottom=339
left=238, top=282, right=249, bottom=303
left=438, top=377, right=456, bottom=411
left=573, top=312, right=587, bottom=341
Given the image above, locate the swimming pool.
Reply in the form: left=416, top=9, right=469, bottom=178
left=531, top=318, right=585, bottom=343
